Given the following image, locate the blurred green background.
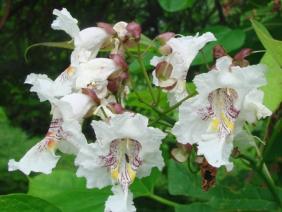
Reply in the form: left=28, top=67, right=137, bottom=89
left=0, top=0, right=282, bottom=211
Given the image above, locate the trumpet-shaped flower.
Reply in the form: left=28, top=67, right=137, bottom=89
left=150, top=32, right=216, bottom=105
left=8, top=93, right=93, bottom=175
left=75, top=112, right=165, bottom=211
left=51, top=8, right=110, bottom=66
left=172, top=56, right=271, bottom=170
left=74, top=58, right=122, bottom=99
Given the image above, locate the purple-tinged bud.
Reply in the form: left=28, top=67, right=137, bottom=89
left=107, top=80, right=119, bottom=93
left=159, top=44, right=172, bottom=56
left=126, top=22, right=142, bottom=40
left=97, top=22, right=115, bottom=35
left=110, top=53, right=128, bottom=70
left=157, top=32, right=175, bottom=44
left=233, top=48, right=252, bottom=61
left=213, top=45, right=227, bottom=59
left=119, top=71, right=129, bottom=81
left=109, top=103, right=124, bottom=114
left=82, top=88, right=100, bottom=105
left=155, top=61, right=173, bottom=81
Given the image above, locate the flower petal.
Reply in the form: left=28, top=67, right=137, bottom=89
left=75, top=143, right=112, bottom=189
left=25, top=73, right=72, bottom=102
left=105, top=185, right=136, bottom=212
left=8, top=139, right=60, bottom=175
left=51, top=8, right=80, bottom=38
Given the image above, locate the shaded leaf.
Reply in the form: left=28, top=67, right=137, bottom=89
left=0, top=194, right=61, bottom=212
left=28, top=170, right=111, bottom=212
left=158, top=0, right=196, bottom=12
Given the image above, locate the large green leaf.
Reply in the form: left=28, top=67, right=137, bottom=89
left=131, top=168, right=161, bottom=197
left=251, top=19, right=282, bottom=66
left=260, top=53, right=282, bottom=111
left=168, top=159, right=280, bottom=210
left=28, top=170, right=111, bottom=212
left=0, top=107, right=39, bottom=194
left=0, top=194, right=61, bottom=212
left=193, top=26, right=246, bottom=65
left=158, top=0, right=195, bottom=12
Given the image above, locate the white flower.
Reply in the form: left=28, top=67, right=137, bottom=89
left=172, top=56, right=271, bottom=170
left=74, top=58, right=121, bottom=99
left=75, top=112, right=165, bottom=210
left=8, top=93, right=93, bottom=175
left=150, top=32, right=216, bottom=105
left=105, top=185, right=136, bottom=212
left=51, top=8, right=110, bottom=66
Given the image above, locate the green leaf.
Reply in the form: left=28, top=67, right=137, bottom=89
left=25, top=40, right=74, bottom=62
left=168, top=160, right=280, bottom=210
left=193, top=26, right=246, bottom=65
left=28, top=170, right=111, bottom=212
left=0, top=107, right=39, bottom=194
left=260, top=53, right=282, bottom=111
left=158, top=0, right=196, bottom=12
left=251, top=19, right=282, bottom=66
left=176, top=203, right=215, bottom=212
left=131, top=168, right=161, bottom=197
left=263, top=119, right=282, bottom=161
left=0, top=194, right=61, bottom=212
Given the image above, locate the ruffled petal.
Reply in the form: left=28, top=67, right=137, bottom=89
left=75, top=143, right=112, bottom=189
left=55, top=93, right=93, bottom=121
left=172, top=96, right=210, bottom=145
left=197, top=134, right=234, bottom=171
left=240, top=89, right=272, bottom=123
left=194, top=56, right=267, bottom=97
left=58, top=120, right=87, bottom=154
left=75, top=58, right=119, bottom=91
left=51, top=8, right=80, bottom=38
left=105, top=186, right=136, bottom=212
left=25, top=73, right=72, bottom=102
left=8, top=139, right=60, bottom=175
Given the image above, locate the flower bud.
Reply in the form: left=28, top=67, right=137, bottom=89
left=213, top=45, right=227, bottom=59
left=233, top=48, right=252, bottom=61
left=97, top=22, right=115, bottom=35
left=107, top=80, right=119, bottom=93
left=110, top=53, right=128, bottom=70
left=155, top=61, right=173, bottom=81
left=157, top=32, right=175, bottom=44
left=159, top=44, right=172, bottom=56
left=109, top=103, right=124, bottom=114
left=126, top=22, right=142, bottom=40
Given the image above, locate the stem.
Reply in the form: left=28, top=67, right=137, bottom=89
left=148, top=194, right=179, bottom=208
left=151, top=94, right=193, bottom=126
left=137, top=44, right=156, bottom=104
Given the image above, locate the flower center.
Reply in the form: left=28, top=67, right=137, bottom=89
left=199, top=88, right=240, bottom=138
left=101, top=138, right=142, bottom=191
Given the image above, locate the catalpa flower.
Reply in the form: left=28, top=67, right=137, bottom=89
left=51, top=8, right=111, bottom=66
left=172, top=56, right=271, bottom=170
left=75, top=112, right=166, bottom=211
left=150, top=32, right=216, bottom=105
left=74, top=55, right=128, bottom=99
left=8, top=93, right=93, bottom=175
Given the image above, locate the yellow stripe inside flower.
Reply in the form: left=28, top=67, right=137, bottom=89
left=105, top=138, right=141, bottom=191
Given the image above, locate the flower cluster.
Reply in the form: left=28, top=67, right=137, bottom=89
left=8, top=8, right=271, bottom=212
